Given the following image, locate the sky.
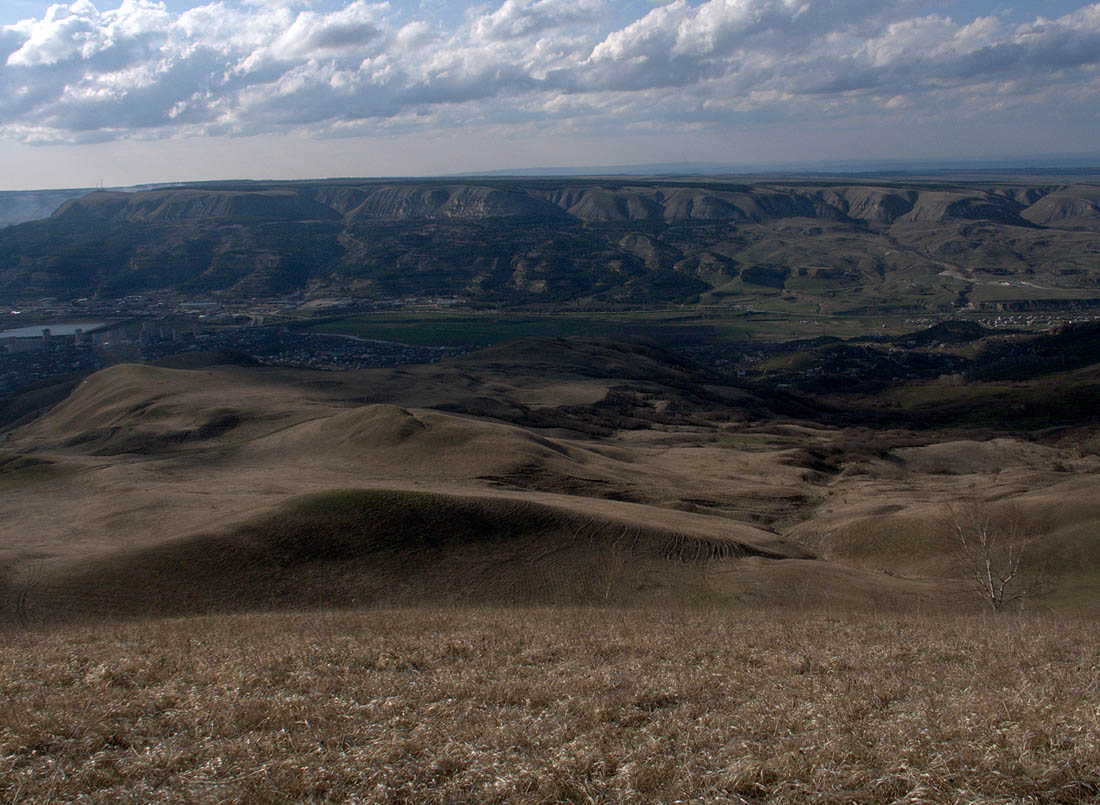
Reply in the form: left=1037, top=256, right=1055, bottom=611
left=1, top=0, right=1099, bottom=189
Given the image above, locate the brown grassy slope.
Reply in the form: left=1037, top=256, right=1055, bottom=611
left=12, top=363, right=330, bottom=455
left=3, top=608, right=1099, bottom=803
left=5, top=337, right=1100, bottom=618
left=10, top=338, right=739, bottom=453
left=0, top=344, right=825, bottom=566
left=241, top=403, right=595, bottom=481
left=780, top=424, right=1100, bottom=587
left=9, top=488, right=835, bottom=623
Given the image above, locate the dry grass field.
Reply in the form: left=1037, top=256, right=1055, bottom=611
left=3, top=335, right=1100, bottom=801
left=3, top=608, right=1099, bottom=803
left=4, top=338, right=1099, bottom=620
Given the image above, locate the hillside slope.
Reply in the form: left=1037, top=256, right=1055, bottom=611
left=17, top=489, right=826, bottom=620
left=4, top=336, right=1099, bottom=621
left=4, top=179, right=1100, bottom=310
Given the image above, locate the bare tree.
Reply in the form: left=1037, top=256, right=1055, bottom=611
left=940, top=498, right=1049, bottom=612
left=6, top=560, right=43, bottom=630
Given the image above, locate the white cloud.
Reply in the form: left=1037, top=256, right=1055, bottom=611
left=589, top=1, right=689, bottom=63
left=261, top=2, right=385, bottom=62
left=1, top=0, right=1099, bottom=147
left=472, top=0, right=604, bottom=41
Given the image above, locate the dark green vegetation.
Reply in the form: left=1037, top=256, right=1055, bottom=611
left=306, top=308, right=925, bottom=349
left=745, top=320, right=1100, bottom=430
left=309, top=310, right=753, bottom=348
left=313, top=312, right=667, bottom=347
left=311, top=316, right=1100, bottom=432
left=3, top=178, right=1100, bottom=311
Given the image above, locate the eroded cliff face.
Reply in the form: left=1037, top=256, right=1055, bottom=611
left=52, top=189, right=342, bottom=223
left=49, top=180, right=1096, bottom=226
left=3, top=179, right=1099, bottom=307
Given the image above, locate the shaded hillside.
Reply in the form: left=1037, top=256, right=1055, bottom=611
left=971, top=321, right=1100, bottom=380
left=750, top=319, right=1100, bottom=388
left=3, top=179, right=1100, bottom=310
left=15, top=489, right=816, bottom=621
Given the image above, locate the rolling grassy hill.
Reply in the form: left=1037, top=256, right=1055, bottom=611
left=3, top=334, right=1099, bottom=625
left=14, top=488, right=827, bottom=622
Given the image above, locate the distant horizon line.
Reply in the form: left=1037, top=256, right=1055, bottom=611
left=6, top=156, right=1100, bottom=194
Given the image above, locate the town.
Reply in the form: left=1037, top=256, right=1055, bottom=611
left=4, top=290, right=1100, bottom=407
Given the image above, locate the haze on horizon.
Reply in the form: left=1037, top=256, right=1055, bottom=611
left=1, top=0, right=1099, bottom=191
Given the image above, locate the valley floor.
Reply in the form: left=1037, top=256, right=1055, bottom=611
left=3, top=608, right=1099, bottom=803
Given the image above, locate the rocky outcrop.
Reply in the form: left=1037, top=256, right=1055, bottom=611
left=336, top=185, right=563, bottom=220
left=54, top=188, right=343, bottom=222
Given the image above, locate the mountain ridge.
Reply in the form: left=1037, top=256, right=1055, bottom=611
left=48, top=180, right=1097, bottom=226
left=4, top=178, right=1100, bottom=310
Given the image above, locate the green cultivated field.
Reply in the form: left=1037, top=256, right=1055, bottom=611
left=307, top=310, right=910, bottom=349
left=968, top=283, right=1100, bottom=304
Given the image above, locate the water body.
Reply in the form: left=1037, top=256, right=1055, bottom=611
left=0, top=322, right=106, bottom=338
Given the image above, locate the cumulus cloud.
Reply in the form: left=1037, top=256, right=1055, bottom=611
left=472, top=0, right=604, bottom=41
left=2, top=0, right=1100, bottom=144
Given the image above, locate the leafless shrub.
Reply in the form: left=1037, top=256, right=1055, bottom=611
left=5, top=561, right=43, bottom=630
left=940, top=498, right=1050, bottom=611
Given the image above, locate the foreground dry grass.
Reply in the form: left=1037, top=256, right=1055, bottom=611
left=3, top=609, right=1099, bottom=803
